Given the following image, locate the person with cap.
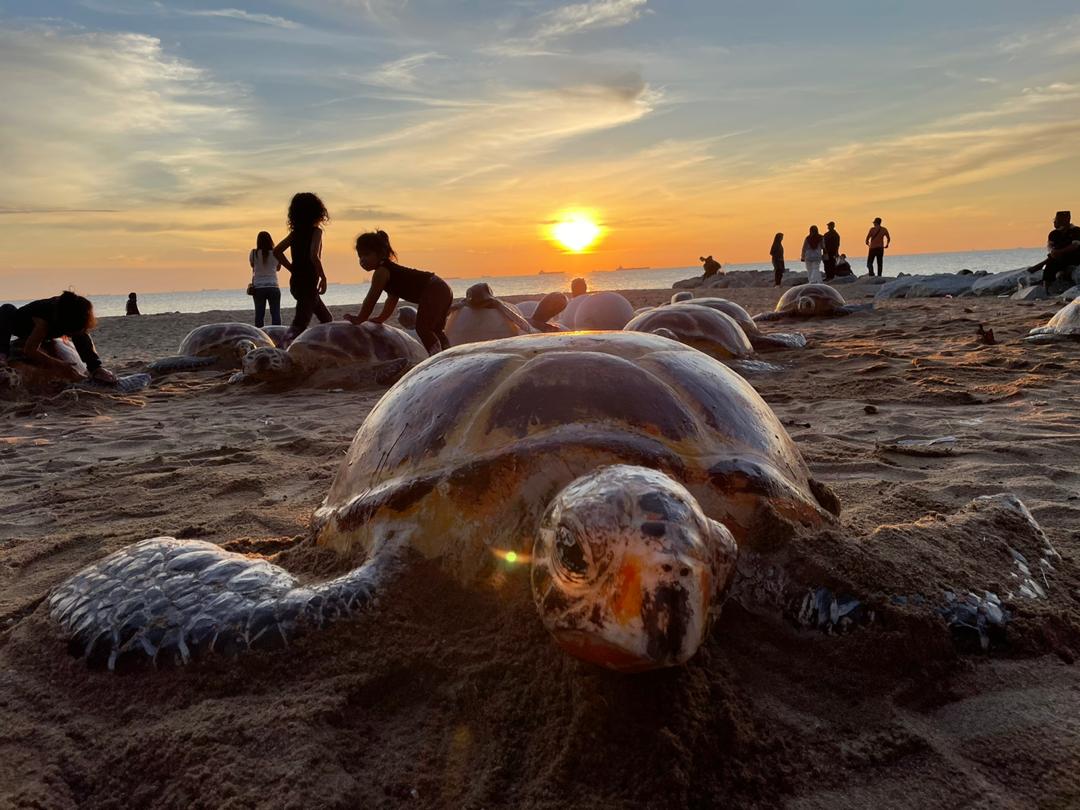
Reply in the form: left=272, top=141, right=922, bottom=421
left=1030, top=211, right=1080, bottom=292
left=865, top=217, right=891, bottom=277
left=822, top=222, right=841, bottom=280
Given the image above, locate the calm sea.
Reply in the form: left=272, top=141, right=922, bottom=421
left=26, top=247, right=1045, bottom=318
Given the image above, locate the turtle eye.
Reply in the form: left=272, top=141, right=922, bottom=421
left=554, top=525, right=589, bottom=579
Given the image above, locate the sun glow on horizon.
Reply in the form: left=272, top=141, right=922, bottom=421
left=550, top=213, right=602, bottom=253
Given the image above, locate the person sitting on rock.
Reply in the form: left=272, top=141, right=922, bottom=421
left=1031, top=210, right=1080, bottom=293
left=834, top=254, right=853, bottom=277
left=125, top=292, right=140, bottom=316
left=699, top=255, right=722, bottom=278
left=570, top=277, right=588, bottom=297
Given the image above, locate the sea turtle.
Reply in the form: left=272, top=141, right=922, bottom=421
left=572, top=291, right=635, bottom=330
left=230, top=322, right=427, bottom=386
left=147, top=323, right=275, bottom=373
left=261, top=325, right=289, bottom=348
left=1025, top=298, right=1080, bottom=343
left=445, top=283, right=534, bottom=345
left=516, top=293, right=568, bottom=332
left=754, top=283, right=870, bottom=322
left=49, top=331, right=838, bottom=672
left=670, top=291, right=695, bottom=304
left=624, top=304, right=754, bottom=360
left=0, top=338, right=150, bottom=395
left=672, top=298, right=807, bottom=351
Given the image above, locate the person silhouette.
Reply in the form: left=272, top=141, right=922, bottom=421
left=865, top=217, right=891, bottom=277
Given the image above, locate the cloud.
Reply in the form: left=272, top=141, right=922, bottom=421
left=364, top=52, right=445, bottom=89
left=0, top=25, right=248, bottom=212
left=181, top=8, right=300, bottom=29
left=535, top=0, right=648, bottom=40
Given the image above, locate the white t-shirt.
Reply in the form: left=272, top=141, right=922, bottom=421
left=250, top=249, right=281, bottom=288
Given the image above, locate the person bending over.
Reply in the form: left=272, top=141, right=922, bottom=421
left=274, top=193, right=332, bottom=343
left=0, top=291, right=117, bottom=383
left=345, top=230, right=453, bottom=355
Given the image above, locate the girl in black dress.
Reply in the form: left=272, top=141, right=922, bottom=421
left=345, top=230, right=453, bottom=354
left=0, top=291, right=116, bottom=382
left=273, top=193, right=332, bottom=343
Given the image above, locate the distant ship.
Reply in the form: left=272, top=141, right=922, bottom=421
left=614, top=265, right=650, bottom=272
left=537, top=270, right=563, bottom=275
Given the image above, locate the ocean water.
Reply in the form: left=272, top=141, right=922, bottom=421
left=31, top=247, right=1046, bottom=318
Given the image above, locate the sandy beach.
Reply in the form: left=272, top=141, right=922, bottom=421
left=2, top=284, right=1079, bottom=809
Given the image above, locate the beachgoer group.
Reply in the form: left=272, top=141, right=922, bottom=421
left=769, top=218, right=890, bottom=282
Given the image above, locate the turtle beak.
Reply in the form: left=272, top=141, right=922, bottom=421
left=550, top=551, right=712, bottom=672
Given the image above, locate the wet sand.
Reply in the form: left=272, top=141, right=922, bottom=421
left=2, top=287, right=1079, bottom=808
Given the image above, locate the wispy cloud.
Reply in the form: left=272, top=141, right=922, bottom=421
left=364, top=52, right=445, bottom=89
left=535, top=0, right=648, bottom=40
left=181, top=8, right=300, bottom=29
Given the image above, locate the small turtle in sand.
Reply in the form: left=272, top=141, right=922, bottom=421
left=230, top=321, right=427, bottom=386
left=1, top=338, right=150, bottom=395
left=445, top=283, right=535, bottom=345
left=572, top=291, right=635, bottom=330
left=50, top=332, right=840, bottom=672
left=624, top=304, right=754, bottom=360
left=755, top=283, right=871, bottom=322
left=1025, top=298, right=1080, bottom=343
left=516, top=293, right=568, bottom=332
left=671, top=297, right=807, bottom=351
left=148, top=323, right=275, bottom=373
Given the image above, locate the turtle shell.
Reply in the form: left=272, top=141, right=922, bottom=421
left=673, top=297, right=759, bottom=336
left=312, top=331, right=835, bottom=582
left=1034, top=298, right=1080, bottom=336
left=445, top=300, right=531, bottom=345
left=573, top=292, right=635, bottom=330
left=287, top=322, right=428, bottom=368
left=261, top=325, right=289, bottom=347
left=624, top=305, right=754, bottom=360
left=774, top=283, right=846, bottom=316
left=178, top=323, right=274, bottom=358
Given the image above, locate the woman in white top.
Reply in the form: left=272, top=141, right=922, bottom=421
left=249, top=231, right=282, bottom=327
left=801, top=225, right=824, bottom=285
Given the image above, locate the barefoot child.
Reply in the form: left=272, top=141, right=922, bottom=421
left=273, top=193, right=332, bottom=343
left=345, top=230, right=453, bottom=354
left=0, top=291, right=117, bottom=382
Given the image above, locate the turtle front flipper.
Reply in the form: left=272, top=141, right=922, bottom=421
left=748, top=332, right=807, bottom=351
left=147, top=355, right=219, bottom=374
left=49, top=537, right=400, bottom=669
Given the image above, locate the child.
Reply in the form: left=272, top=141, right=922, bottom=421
left=273, top=193, right=332, bottom=342
left=345, top=230, right=453, bottom=354
left=0, top=291, right=117, bottom=382
left=249, top=230, right=282, bottom=328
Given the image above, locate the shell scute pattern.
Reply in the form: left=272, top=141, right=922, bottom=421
left=179, top=323, right=275, bottom=358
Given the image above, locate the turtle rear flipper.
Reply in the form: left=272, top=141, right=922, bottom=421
left=752, top=311, right=784, bottom=323
left=72, top=372, right=152, bottom=394
left=147, top=355, right=218, bottom=374
left=49, top=536, right=398, bottom=669
left=837, top=303, right=874, bottom=316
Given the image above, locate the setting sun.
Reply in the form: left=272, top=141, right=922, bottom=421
left=551, top=214, right=602, bottom=253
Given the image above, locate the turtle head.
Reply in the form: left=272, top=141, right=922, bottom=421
left=465, top=283, right=495, bottom=307
left=531, top=465, right=737, bottom=672
left=397, top=306, right=418, bottom=330
left=232, top=339, right=258, bottom=362
left=795, top=295, right=817, bottom=315
left=241, top=347, right=293, bottom=381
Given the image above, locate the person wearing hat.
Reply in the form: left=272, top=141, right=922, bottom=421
left=822, top=221, right=841, bottom=280
left=1034, top=211, right=1080, bottom=292
left=865, top=217, right=890, bottom=277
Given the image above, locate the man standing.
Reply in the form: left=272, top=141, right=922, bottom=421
left=1035, top=211, right=1080, bottom=292
left=865, top=217, right=890, bottom=277
left=823, top=222, right=841, bottom=280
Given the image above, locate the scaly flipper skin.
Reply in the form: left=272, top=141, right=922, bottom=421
left=49, top=537, right=395, bottom=669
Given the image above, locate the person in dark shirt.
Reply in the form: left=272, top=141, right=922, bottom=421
left=126, top=293, right=141, bottom=316
left=822, top=222, right=841, bottom=280
left=769, top=233, right=785, bottom=286
left=1032, top=210, right=1080, bottom=291
left=345, top=229, right=453, bottom=354
left=699, top=255, right=722, bottom=278
left=834, top=254, right=854, bottom=277
left=570, top=277, right=588, bottom=297
left=273, top=193, right=332, bottom=344
left=0, top=291, right=117, bottom=383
